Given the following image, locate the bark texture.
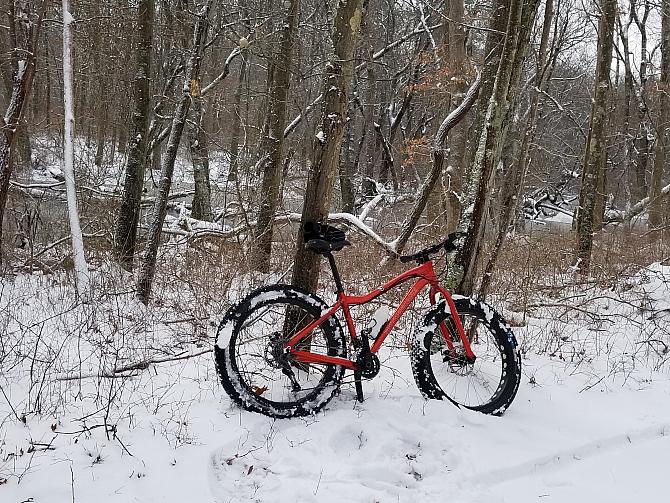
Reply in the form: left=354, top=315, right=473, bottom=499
left=0, top=1, right=45, bottom=262
left=291, top=0, right=366, bottom=294
left=452, top=0, right=541, bottom=295
left=649, top=0, right=670, bottom=233
left=574, top=0, right=616, bottom=274
left=252, top=0, right=301, bottom=272
left=188, top=94, right=212, bottom=221
left=136, top=2, right=212, bottom=304
left=113, top=0, right=154, bottom=271
left=480, top=0, right=554, bottom=298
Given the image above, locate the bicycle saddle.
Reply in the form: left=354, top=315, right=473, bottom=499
left=304, top=222, right=351, bottom=254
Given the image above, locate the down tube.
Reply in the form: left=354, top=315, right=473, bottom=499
left=370, top=278, right=430, bottom=353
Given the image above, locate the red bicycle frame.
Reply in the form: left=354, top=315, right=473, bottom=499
left=287, top=259, right=475, bottom=370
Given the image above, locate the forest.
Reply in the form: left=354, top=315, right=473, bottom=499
left=1, top=0, right=670, bottom=502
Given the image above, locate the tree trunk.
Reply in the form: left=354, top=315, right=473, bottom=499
left=113, top=0, right=154, bottom=271
left=189, top=95, right=212, bottom=221
left=94, top=104, right=108, bottom=167
left=227, top=50, right=248, bottom=183
left=251, top=0, right=301, bottom=272
left=574, top=0, right=616, bottom=274
left=62, top=0, right=89, bottom=294
left=443, top=0, right=468, bottom=231
left=0, top=1, right=45, bottom=263
left=649, top=0, right=670, bottom=234
left=480, top=0, right=554, bottom=298
left=291, top=0, right=366, bottom=293
left=136, top=1, right=212, bottom=304
left=452, top=0, right=540, bottom=295
left=339, top=97, right=357, bottom=213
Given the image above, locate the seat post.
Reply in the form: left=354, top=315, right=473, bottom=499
left=325, top=252, right=344, bottom=293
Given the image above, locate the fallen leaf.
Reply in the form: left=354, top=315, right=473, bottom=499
left=247, top=465, right=254, bottom=475
left=252, top=386, right=269, bottom=396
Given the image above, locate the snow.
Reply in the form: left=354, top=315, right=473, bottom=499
left=2, top=265, right=670, bottom=502
left=316, top=130, right=326, bottom=143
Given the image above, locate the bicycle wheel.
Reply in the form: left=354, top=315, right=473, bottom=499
left=214, top=285, right=347, bottom=418
left=410, top=297, right=521, bottom=415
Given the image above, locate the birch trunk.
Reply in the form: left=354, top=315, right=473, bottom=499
left=62, top=0, right=89, bottom=294
left=574, top=0, right=616, bottom=274
left=136, top=2, right=212, bottom=304
left=291, top=0, right=365, bottom=293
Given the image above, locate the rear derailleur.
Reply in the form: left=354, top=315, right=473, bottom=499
left=266, top=332, right=302, bottom=393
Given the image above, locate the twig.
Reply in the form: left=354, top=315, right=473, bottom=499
left=70, top=463, right=75, bottom=503
left=0, top=383, right=21, bottom=422
left=54, top=348, right=211, bottom=381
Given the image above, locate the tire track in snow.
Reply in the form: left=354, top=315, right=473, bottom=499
left=467, top=423, right=670, bottom=487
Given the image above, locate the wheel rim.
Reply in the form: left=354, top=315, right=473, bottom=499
left=428, top=312, right=508, bottom=409
left=232, top=300, right=337, bottom=408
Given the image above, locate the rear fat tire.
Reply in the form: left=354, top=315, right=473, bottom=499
left=410, top=297, right=521, bottom=415
left=214, top=285, right=346, bottom=418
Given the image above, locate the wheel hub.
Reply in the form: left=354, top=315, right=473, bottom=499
left=265, top=332, right=292, bottom=369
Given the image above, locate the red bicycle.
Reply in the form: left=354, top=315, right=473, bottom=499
left=214, top=223, right=521, bottom=418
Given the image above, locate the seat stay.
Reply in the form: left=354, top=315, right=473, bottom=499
left=285, top=302, right=342, bottom=349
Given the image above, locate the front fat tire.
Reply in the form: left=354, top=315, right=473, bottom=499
left=214, top=285, right=346, bottom=418
left=410, top=297, right=521, bottom=415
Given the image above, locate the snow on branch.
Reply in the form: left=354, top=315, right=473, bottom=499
left=364, top=22, right=442, bottom=67
left=605, top=182, right=670, bottom=224
left=160, top=211, right=398, bottom=254
left=283, top=93, right=324, bottom=138
left=201, top=46, right=242, bottom=96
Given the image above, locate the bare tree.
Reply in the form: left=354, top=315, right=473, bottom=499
left=291, top=0, right=366, bottom=293
left=0, top=0, right=46, bottom=262
left=452, top=0, right=541, bottom=295
left=480, top=0, right=555, bottom=298
left=649, top=0, right=670, bottom=233
left=136, top=1, right=213, bottom=304
left=574, top=0, right=616, bottom=274
left=62, top=0, right=89, bottom=293
left=113, top=0, right=154, bottom=271
left=251, top=0, right=301, bottom=272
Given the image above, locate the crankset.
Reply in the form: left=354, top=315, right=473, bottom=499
left=356, top=351, right=380, bottom=378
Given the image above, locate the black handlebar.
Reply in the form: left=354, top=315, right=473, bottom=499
left=398, top=232, right=465, bottom=264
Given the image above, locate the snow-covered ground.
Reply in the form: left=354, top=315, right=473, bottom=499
left=1, top=263, right=669, bottom=502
